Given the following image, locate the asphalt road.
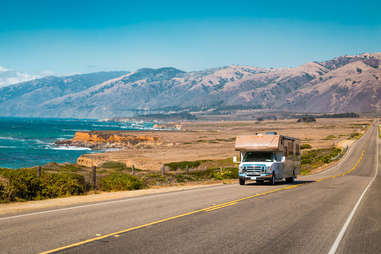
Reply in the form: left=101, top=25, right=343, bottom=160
left=0, top=122, right=379, bottom=254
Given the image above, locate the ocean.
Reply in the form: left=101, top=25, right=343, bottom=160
left=0, top=117, right=155, bottom=169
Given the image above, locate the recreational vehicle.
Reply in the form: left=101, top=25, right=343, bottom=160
left=234, top=132, right=301, bottom=185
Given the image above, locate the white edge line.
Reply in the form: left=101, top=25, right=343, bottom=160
left=0, top=183, right=236, bottom=221
left=328, top=122, right=379, bottom=254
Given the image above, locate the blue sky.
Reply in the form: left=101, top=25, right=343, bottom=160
left=0, top=0, right=380, bottom=75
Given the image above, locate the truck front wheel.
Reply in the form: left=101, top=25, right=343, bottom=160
left=271, top=174, right=276, bottom=185
left=239, top=178, right=245, bottom=185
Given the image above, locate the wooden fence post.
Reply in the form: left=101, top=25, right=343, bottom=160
left=131, top=164, right=135, bottom=175
left=92, top=166, right=97, bottom=189
left=37, top=166, right=42, bottom=177
left=161, top=165, right=165, bottom=176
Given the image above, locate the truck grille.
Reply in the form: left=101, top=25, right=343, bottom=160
left=245, top=165, right=265, bottom=176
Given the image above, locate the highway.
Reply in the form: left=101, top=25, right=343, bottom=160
left=0, top=122, right=379, bottom=254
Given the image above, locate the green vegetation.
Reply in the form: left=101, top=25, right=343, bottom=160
left=301, top=144, right=312, bottom=150
left=301, top=147, right=342, bottom=175
left=297, top=116, right=316, bottom=123
left=323, top=135, right=336, bottom=140
left=101, top=161, right=127, bottom=169
left=0, top=156, right=239, bottom=203
left=0, top=142, right=350, bottom=203
left=349, top=132, right=361, bottom=139
left=212, top=168, right=238, bottom=180
left=165, top=160, right=208, bottom=171
left=100, top=173, right=144, bottom=191
left=0, top=168, right=87, bottom=202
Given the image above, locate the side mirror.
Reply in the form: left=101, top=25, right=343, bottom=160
left=233, top=156, right=238, bottom=163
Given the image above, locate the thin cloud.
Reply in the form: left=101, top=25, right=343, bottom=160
left=0, top=66, right=40, bottom=88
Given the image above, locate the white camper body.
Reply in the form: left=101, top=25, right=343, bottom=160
left=235, top=133, right=301, bottom=185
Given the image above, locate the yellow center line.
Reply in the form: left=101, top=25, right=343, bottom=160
left=40, top=149, right=366, bottom=254
left=204, top=202, right=238, bottom=212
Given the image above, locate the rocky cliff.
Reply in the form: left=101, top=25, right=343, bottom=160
left=56, top=131, right=162, bottom=150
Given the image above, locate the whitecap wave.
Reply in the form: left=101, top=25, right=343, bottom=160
left=0, top=136, right=27, bottom=142
left=0, top=146, right=17, bottom=148
left=33, top=139, right=47, bottom=144
left=104, top=148, right=122, bottom=152
left=51, top=146, right=92, bottom=151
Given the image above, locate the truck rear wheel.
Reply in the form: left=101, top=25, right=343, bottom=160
left=239, top=178, right=245, bottom=185
left=286, top=171, right=295, bottom=183
left=286, top=176, right=294, bottom=183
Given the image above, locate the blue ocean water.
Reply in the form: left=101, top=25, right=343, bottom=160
left=0, top=117, right=155, bottom=169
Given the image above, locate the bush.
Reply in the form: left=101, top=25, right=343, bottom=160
left=39, top=173, right=87, bottom=198
left=297, top=116, right=316, bottom=123
left=301, top=144, right=312, bottom=150
left=212, top=168, right=238, bottom=180
left=100, top=173, right=144, bottom=191
left=301, top=147, right=342, bottom=175
left=101, top=161, right=127, bottom=170
left=350, top=132, right=361, bottom=139
left=0, top=168, right=87, bottom=201
left=0, top=182, right=6, bottom=202
left=324, top=135, right=336, bottom=140
left=6, top=169, right=42, bottom=201
left=165, top=160, right=207, bottom=171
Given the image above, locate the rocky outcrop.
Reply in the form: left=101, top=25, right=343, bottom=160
left=56, top=131, right=162, bottom=150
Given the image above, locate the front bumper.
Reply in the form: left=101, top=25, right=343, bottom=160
left=239, top=174, right=272, bottom=181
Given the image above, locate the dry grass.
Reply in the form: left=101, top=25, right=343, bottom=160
left=78, top=118, right=372, bottom=171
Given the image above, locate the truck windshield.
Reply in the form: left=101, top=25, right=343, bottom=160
left=243, top=152, right=274, bottom=162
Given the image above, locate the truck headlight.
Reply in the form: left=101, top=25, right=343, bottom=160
left=266, top=166, right=272, bottom=173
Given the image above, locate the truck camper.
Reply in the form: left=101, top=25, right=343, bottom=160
left=234, top=132, right=301, bottom=185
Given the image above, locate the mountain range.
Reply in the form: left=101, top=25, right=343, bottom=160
left=0, top=53, right=380, bottom=118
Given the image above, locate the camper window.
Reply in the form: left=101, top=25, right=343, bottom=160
left=296, top=144, right=300, bottom=156
left=243, top=152, right=274, bottom=162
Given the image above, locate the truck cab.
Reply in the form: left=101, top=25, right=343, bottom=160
left=234, top=133, right=300, bottom=185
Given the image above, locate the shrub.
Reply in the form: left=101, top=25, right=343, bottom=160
left=301, top=144, right=312, bottom=150
left=297, top=116, right=316, bottom=123
left=324, top=135, right=336, bottom=140
left=301, top=147, right=342, bottom=175
left=0, top=168, right=87, bottom=201
left=101, top=161, right=127, bottom=170
left=100, top=173, right=144, bottom=191
left=165, top=160, right=207, bottom=171
left=212, top=168, right=238, bottom=180
left=6, top=169, right=42, bottom=201
left=39, top=173, right=87, bottom=198
left=0, top=182, right=6, bottom=202
left=350, top=132, right=361, bottom=139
